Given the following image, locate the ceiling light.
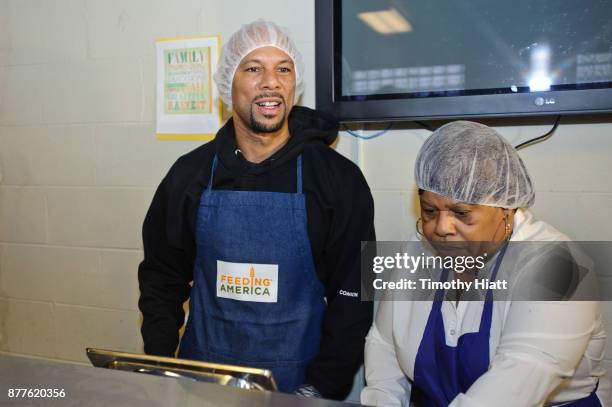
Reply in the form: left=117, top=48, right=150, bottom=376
left=358, top=8, right=412, bottom=34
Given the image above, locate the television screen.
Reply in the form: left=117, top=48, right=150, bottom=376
left=315, top=0, right=612, bottom=122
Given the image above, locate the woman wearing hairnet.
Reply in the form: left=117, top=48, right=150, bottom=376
left=361, top=121, right=609, bottom=406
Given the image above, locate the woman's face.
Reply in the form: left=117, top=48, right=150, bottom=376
left=419, top=190, right=512, bottom=243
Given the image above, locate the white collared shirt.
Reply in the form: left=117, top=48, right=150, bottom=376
left=361, top=209, right=610, bottom=406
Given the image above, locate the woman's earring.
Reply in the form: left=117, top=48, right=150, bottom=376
left=416, top=218, right=424, bottom=237
left=504, top=214, right=512, bottom=238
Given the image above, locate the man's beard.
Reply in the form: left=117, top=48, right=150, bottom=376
left=249, top=104, right=287, bottom=133
left=246, top=92, right=288, bottom=133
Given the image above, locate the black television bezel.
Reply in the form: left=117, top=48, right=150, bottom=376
left=315, top=0, right=612, bottom=123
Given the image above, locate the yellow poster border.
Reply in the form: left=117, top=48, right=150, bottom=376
left=156, top=35, right=223, bottom=141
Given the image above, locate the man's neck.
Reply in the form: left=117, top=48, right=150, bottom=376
left=233, top=119, right=291, bottom=164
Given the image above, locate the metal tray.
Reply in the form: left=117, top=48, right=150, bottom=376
left=86, top=348, right=278, bottom=392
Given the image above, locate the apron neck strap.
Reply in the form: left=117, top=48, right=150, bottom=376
left=435, top=242, right=509, bottom=304
left=477, top=242, right=509, bottom=331
left=206, top=155, right=219, bottom=192
left=207, top=154, right=303, bottom=193
left=435, top=268, right=450, bottom=302
left=490, top=243, right=508, bottom=278
left=296, top=155, right=303, bottom=194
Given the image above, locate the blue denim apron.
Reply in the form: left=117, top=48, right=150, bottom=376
left=178, top=154, right=326, bottom=393
left=412, top=243, right=601, bottom=406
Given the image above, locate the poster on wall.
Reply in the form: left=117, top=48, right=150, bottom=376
left=156, top=36, right=222, bottom=140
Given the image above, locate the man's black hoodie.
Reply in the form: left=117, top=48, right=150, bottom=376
left=138, top=106, right=375, bottom=399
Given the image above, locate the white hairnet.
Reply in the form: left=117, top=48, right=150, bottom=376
left=415, top=121, right=535, bottom=209
left=213, top=19, right=304, bottom=108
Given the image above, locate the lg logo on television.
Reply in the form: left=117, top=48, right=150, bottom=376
left=534, top=96, right=556, bottom=106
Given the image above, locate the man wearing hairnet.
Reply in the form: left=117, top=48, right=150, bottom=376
left=138, top=20, right=375, bottom=399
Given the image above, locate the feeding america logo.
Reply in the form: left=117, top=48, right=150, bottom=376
left=216, top=260, right=278, bottom=303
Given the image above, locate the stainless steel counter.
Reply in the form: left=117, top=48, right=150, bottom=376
left=0, top=353, right=362, bottom=406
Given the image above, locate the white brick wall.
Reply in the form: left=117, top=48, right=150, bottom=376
left=0, top=65, right=45, bottom=124
left=0, top=0, right=611, bottom=402
left=85, top=0, right=202, bottom=59
left=4, top=0, right=88, bottom=65
left=0, top=1, right=8, bottom=66
left=42, top=59, right=143, bottom=124
left=93, top=124, right=201, bottom=186
left=0, top=187, right=47, bottom=243
left=0, top=125, right=96, bottom=185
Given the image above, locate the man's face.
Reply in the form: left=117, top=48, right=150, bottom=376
left=231, top=46, right=296, bottom=134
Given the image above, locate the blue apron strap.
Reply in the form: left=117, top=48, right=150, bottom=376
left=207, top=155, right=219, bottom=192
left=486, top=242, right=509, bottom=301
left=489, top=242, right=508, bottom=282
left=435, top=268, right=450, bottom=302
left=550, top=379, right=600, bottom=406
left=479, top=242, right=509, bottom=331
left=296, top=155, right=303, bottom=194
left=436, top=242, right=508, bottom=305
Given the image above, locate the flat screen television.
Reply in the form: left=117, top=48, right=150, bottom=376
left=315, top=0, right=612, bottom=122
